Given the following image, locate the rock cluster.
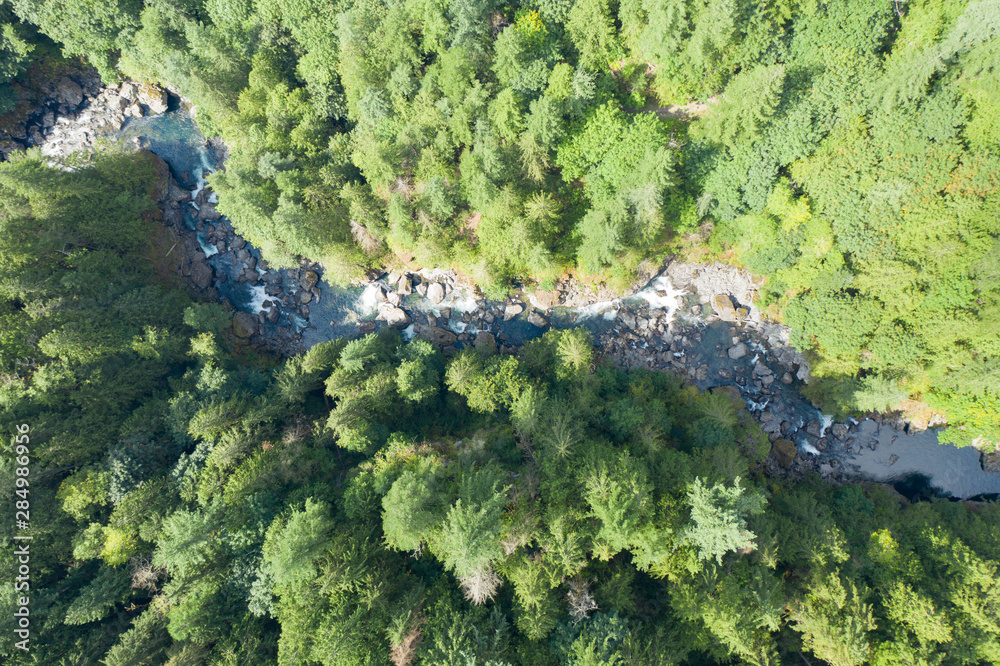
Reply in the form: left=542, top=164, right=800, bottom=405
left=1, top=66, right=175, bottom=161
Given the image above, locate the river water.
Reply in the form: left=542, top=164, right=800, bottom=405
left=110, top=104, right=999, bottom=500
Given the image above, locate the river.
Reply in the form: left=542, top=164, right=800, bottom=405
left=67, top=94, right=1000, bottom=501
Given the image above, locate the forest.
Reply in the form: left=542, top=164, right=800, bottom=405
left=0, top=0, right=999, bottom=663
left=0, top=148, right=998, bottom=665
left=4, top=0, right=996, bottom=442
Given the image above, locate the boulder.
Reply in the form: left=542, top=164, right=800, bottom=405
left=727, top=342, right=748, bottom=360
left=474, top=331, right=497, bottom=354
left=107, top=94, right=128, bottom=112
left=300, top=270, right=319, bottom=290
left=397, top=275, right=412, bottom=295
left=138, top=83, right=169, bottom=114
left=982, top=450, right=1000, bottom=474
left=119, top=82, right=139, bottom=100
left=231, top=237, right=246, bottom=251
left=232, top=311, right=258, bottom=338
left=386, top=291, right=401, bottom=306
left=189, top=258, right=213, bottom=289
left=198, top=203, right=222, bottom=221
left=805, top=419, right=822, bottom=438
left=168, top=183, right=191, bottom=203
left=532, top=289, right=559, bottom=310
left=771, top=439, right=797, bottom=468
left=831, top=423, right=848, bottom=440
left=426, top=282, right=445, bottom=304
left=619, top=311, right=636, bottom=329
left=55, top=77, right=83, bottom=106
left=503, top=303, right=523, bottom=321
left=526, top=311, right=549, bottom=328
left=780, top=372, right=793, bottom=384
left=299, top=291, right=313, bottom=304
left=711, top=294, right=738, bottom=321
left=415, top=282, right=428, bottom=297
left=753, top=361, right=772, bottom=376
left=414, top=324, right=458, bottom=347
left=377, top=303, right=411, bottom=328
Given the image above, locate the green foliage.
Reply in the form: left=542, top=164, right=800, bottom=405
left=4, top=0, right=1000, bottom=660
left=446, top=352, right=528, bottom=413
left=63, top=565, right=131, bottom=625
left=683, top=476, right=765, bottom=563
left=790, top=572, right=875, bottom=666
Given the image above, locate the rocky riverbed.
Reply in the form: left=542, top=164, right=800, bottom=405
left=23, top=69, right=1000, bottom=500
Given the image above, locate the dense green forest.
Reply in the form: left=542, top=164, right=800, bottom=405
left=2, top=0, right=996, bottom=443
left=2, top=149, right=1000, bottom=665
left=1, top=0, right=1000, bottom=663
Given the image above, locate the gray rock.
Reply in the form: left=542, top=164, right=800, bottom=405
left=397, top=275, right=412, bottom=295
left=620, top=311, right=636, bottom=329
left=231, top=237, right=246, bottom=251
left=119, top=82, right=139, bottom=100
left=831, top=423, right=848, bottom=440
left=503, top=303, right=523, bottom=321
left=887, top=454, right=900, bottom=467
left=415, top=282, right=428, bottom=297
left=982, top=451, right=1000, bottom=473
left=55, top=77, right=83, bottom=106
left=526, top=311, right=549, bottom=328
left=299, top=291, right=313, bottom=304
left=760, top=375, right=774, bottom=386
left=753, top=361, right=772, bottom=376
left=426, top=282, right=445, bottom=304
left=414, top=324, right=458, bottom=347
left=267, top=308, right=279, bottom=324
left=107, top=94, right=128, bottom=112
left=727, top=342, right=748, bottom=360
left=781, top=372, right=793, bottom=384
left=232, top=311, right=257, bottom=338
left=42, top=111, right=55, bottom=127
left=711, top=294, right=738, bottom=321
left=137, top=83, right=168, bottom=114
left=300, top=270, right=319, bottom=290
left=198, top=203, right=222, bottom=221
left=695, top=365, right=709, bottom=381
left=386, top=291, right=401, bottom=306
left=474, top=331, right=497, bottom=354
left=189, top=258, right=214, bottom=289
left=168, top=183, right=191, bottom=203
left=377, top=303, right=411, bottom=328
left=532, top=289, right=558, bottom=310
left=806, top=419, right=822, bottom=438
